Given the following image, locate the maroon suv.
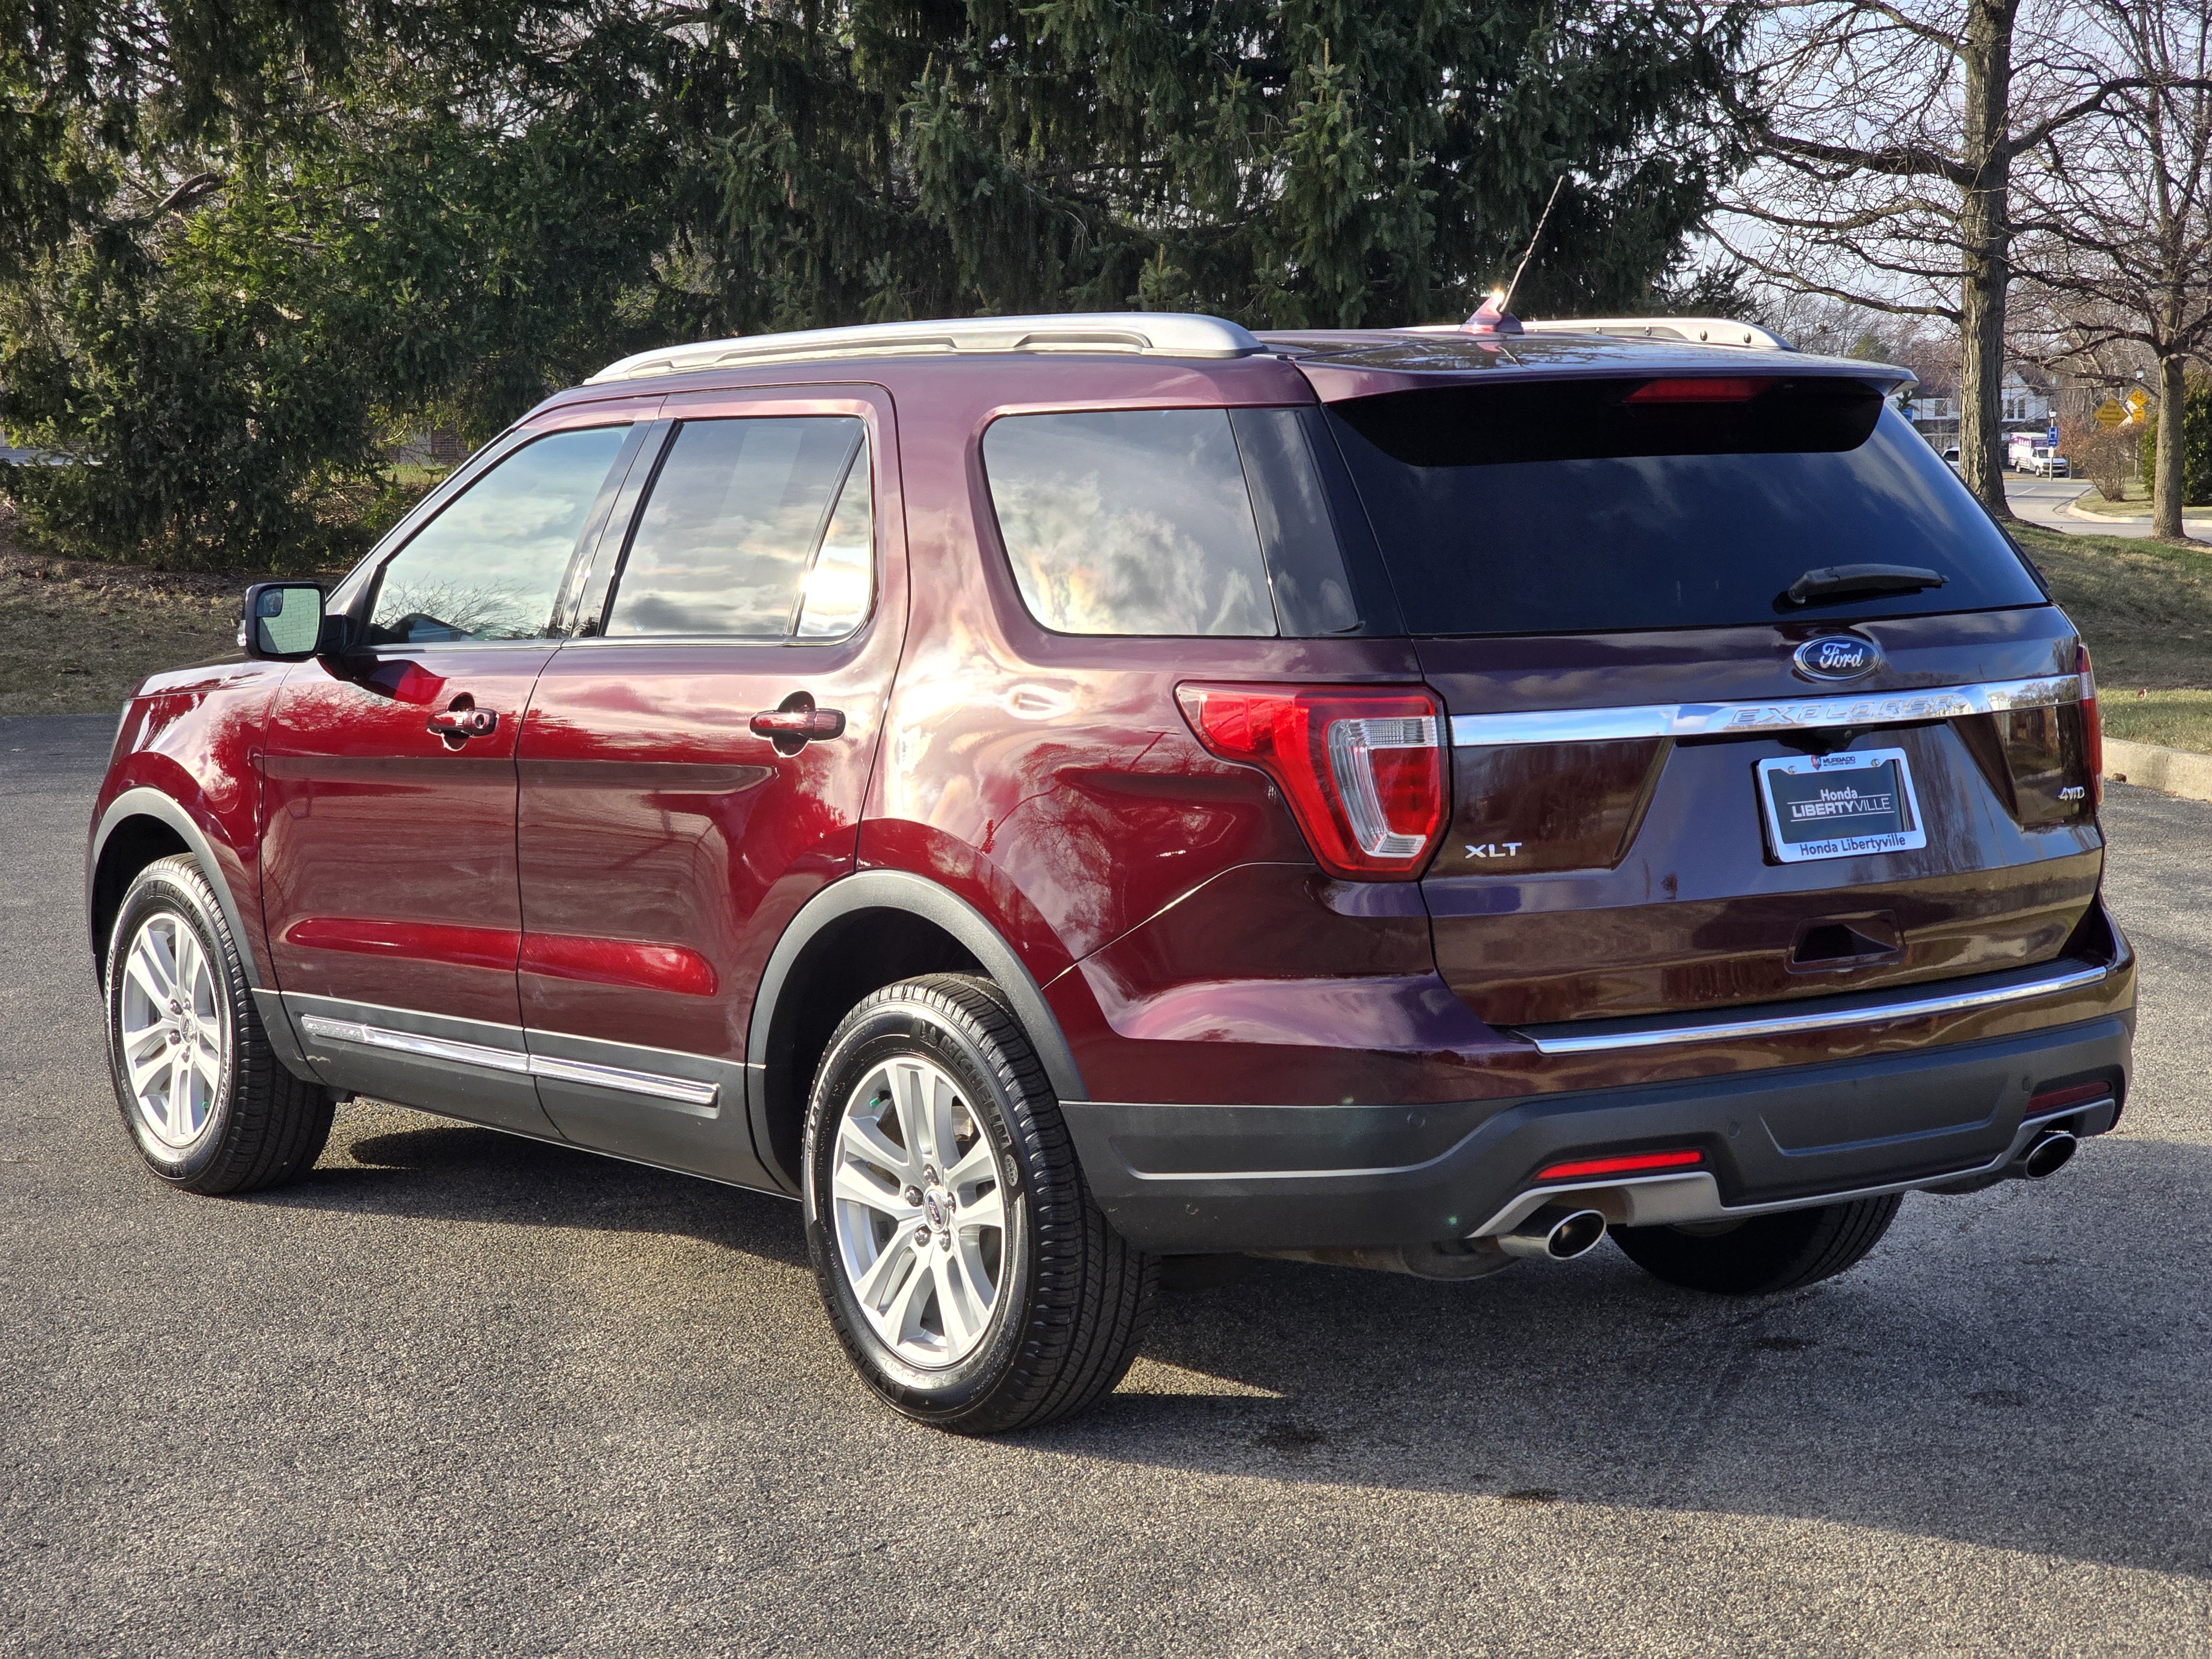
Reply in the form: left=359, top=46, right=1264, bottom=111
left=87, top=311, right=2133, bottom=1432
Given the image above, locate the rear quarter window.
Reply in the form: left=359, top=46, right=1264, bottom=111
left=980, top=408, right=1364, bottom=638
left=1326, top=377, right=2047, bottom=637
left=984, top=409, right=1276, bottom=637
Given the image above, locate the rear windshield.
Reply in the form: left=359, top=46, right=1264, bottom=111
left=1326, top=377, right=2046, bottom=636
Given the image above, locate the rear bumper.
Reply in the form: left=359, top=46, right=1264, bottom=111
left=1064, top=1011, right=2132, bottom=1254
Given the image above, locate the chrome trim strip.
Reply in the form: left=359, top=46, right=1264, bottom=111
left=1448, top=674, right=2081, bottom=749
left=1512, top=962, right=2109, bottom=1056
left=300, top=1015, right=530, bottom=1074
left=299, top=1014, right=718, bottom=1108
left=528, top=1053, right=719, bottom=1110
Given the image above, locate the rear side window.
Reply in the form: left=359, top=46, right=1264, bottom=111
left=604, top=416, right=872, bottom=640
left=367, top=425, right=629, bottom=646
left=985, top=409, right=1274, bottom=636
left=1327, top=378, right=2047, bottom=636
left=982, top=408, right=1362, bottom=638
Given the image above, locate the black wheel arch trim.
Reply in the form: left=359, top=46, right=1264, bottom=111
left=746, top=869, right=1088, bottom=1191
left=89, top=788, right=263, bottom=990
left=88, top=789, right=315, bottom=1078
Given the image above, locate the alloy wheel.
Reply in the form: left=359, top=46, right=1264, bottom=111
left=830, top=1055, right=1007, bottom=1368
left=116, top=910, right=228, bottom=1151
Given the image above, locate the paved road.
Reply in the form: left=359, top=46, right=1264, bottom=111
left=4, top=714, right=2209, bottom=1657
left=2004, top=474, right=2210, bottom=540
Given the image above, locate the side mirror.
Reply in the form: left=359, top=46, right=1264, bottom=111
left=239, top=583, right=326, bottom=660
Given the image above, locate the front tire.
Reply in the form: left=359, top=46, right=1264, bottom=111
left=104, top=854, right=335, bottom=1194
left=1611, top=1194, right=1901, bottom=1296
left=803, top=974, right=1154, bottom=1433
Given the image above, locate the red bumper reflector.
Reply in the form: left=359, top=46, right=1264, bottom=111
left=2028, top=1081, right=2111, bottom=1115
left=1536, top=1149, right=1705, bottom=1182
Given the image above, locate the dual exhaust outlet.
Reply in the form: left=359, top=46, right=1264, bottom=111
left=1499, top=1204, right=1610, bottom=1262
left=1301, top=1128, right=2083, bottom=1281
left=1503, top=1128, right=2080, bottom=1261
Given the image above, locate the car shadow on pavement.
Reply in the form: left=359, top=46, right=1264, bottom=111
left=257, top=1107, right=2211, bottom=1579
left=1050, top=1132, right=2212, bottom=1579
left=267, top=1111, right=813, bottom=1271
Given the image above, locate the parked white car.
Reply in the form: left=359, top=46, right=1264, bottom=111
left=2017, top=447, right=2070, bottom=477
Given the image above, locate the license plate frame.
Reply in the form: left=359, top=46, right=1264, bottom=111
left=1756, top=747, right=1927, bottom=864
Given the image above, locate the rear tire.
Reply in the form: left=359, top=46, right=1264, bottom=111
left=1611, top=1194, right=1901, bottom=1296
left=803, top=973, right=1154, bottom=1433
left=104, top=854, right=335, bottom=1194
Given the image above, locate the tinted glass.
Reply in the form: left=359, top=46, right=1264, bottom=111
left=795, top=444, right=874, bottom=639
left=984, top=409, right=1276, bottom=637
left=606, top=417, right=864, bottom=639
left=1228, top=408, right=1360, bottom=635
left=1327, top=382, right=2046, bottom=636
left=368, top=426, right=629, bottom=645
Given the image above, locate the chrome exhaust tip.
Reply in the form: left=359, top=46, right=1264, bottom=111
left=1499, top=1205, right=1610, bottom=1261
left=2021, top=1129, right=2078, bottom=1180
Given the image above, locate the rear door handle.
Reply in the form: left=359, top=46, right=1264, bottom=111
left=750, top=693, right=845, bottom=754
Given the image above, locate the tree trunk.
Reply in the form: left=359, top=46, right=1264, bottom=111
left=1957, top=0, right=2020, bottom=518
left=2152, top=352, right=2188, bottom=541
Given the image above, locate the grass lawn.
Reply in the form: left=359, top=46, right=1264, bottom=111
left=2066, top=481, right=2145, bottom=516
left=2013, top=523, right=2212, bottom=754
left=0, top=546, right=251, bottom=718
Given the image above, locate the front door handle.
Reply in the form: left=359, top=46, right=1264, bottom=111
left=428, top=702, right=498, bottom=743
left=750, top=692, right=846, bottom=755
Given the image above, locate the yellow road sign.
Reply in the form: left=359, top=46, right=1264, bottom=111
left=2127, top=387, right=2150, bottom=413
left=2095, top=399, right=2127, bottom=427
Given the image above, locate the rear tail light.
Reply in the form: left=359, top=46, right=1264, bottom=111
left=2078, top=643, right=2103, bottom=806
left=1176, top=684, right=1447, bottom=879
left=1536, top=1149, right=1706, bottom=1181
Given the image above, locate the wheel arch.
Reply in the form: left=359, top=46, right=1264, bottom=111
left=747, top=870, right=1087, bottom=1192
left=88, top=789, right=259, bottom=989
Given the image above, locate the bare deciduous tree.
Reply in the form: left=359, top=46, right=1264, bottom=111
left=1716, top=2, right=2148, bottom=515
left=2013, top=0, right=2212, bottom=542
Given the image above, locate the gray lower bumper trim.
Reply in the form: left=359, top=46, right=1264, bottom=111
left=1469, top=1099, right=2117, bottom=1238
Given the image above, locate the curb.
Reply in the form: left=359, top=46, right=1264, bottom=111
left=2062, top=493, right=2212, bottom=529
left=2104, top=737, right=2212, bottom=804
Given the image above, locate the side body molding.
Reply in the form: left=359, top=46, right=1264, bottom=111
left=747, top=869, right=1089, bottom=1188
left=87, top=785, right=315, bottom=1077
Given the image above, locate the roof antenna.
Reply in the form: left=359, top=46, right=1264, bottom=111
left=1466, top=175, right=1566, bottom=335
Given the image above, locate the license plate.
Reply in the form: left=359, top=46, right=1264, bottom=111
left=1756, top=748, right=1927, bottom=864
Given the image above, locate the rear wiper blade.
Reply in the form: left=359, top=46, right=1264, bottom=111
left=1783, top=564, right=1948, bottom=607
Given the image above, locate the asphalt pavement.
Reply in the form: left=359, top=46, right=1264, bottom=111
left=3, top=713, right=2209, bottom=1657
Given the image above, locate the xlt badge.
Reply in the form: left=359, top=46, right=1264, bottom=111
left=1467, top=842, right=1524, bottom=859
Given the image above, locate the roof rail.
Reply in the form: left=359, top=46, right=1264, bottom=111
left=1519, top=316, right=1794, bottom=352
left=587, top=312, right=1266, bottom=383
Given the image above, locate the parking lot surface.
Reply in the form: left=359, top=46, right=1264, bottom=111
left=3, top=712, right=2209, bottom=1657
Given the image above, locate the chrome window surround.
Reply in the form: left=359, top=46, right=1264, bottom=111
left=298, top=1015, right=718, bottom=1110
left=588, top=314, right=1264, bottom=383
left=1511, top=959, right=2109, bottom=1057
left=1448, top=674, right=2082, bottom=750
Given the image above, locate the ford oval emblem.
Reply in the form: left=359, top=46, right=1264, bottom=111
left=1793, top=635, right=1881, bottom=681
